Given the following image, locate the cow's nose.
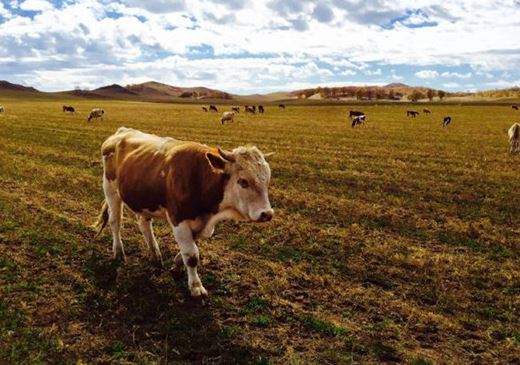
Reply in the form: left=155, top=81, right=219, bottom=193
left=259, top=210, right=274, bottom=222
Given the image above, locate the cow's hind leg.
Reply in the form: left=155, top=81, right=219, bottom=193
left=169, top=220, right=207, bottom=297
left=103, top=176, right=125, bottom=261
left=136, top=215, right=163, bottom=267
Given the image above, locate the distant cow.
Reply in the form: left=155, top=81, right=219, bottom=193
left=220, top=111, right=235, bottom=125
left=423, top=109, right=431, bottom=114
left=209, top=105, right=218, bottom=112
left=349, top=110, right=364, bottom=117
left=88, top=108, right=104, bottom=122
left=258, top=105, right=265, bottom=113
left=443, top=116, right=452, bottom=127
left=63, top=105, right=75, bottom=113
left=278, top=104, right=286, bottom=109
left=0, top=106, right=4, bottom=113
left=513, top=105, right=519, bottom=110
left=231, top=106, right=240, bottom=113
left=245, top=105, right=256, bottom=114
left=407, top=110, right=420, bottom=117
left=94, top=127, right=274, bottom=297
left=351, top=115, right=366, bottom=128
left=508, top=123, right=520, bottom=153
left=202, top=107, right=208, bottom=112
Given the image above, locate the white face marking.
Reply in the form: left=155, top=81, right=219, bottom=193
left=220, top=147, right=274, bottom=222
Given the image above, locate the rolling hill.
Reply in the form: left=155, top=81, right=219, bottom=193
left=1, top=80, right=519, bottom=104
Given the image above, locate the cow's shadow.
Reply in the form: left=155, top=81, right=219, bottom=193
left=82, top=251, right=257, bottom=364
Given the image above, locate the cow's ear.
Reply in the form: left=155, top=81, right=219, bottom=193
left=206, top=152, right=227, bottom=171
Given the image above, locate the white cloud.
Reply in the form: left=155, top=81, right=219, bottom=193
left=415, top=70, right=439, bottom=79
left=19, top=0, right=53, bottom=12
left=0, top=1, right=519, bottom=92
left=441, top=71, right=472, bottom=79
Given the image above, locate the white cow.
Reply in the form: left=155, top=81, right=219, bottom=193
left=88, top=108, right=104, bottom=122
left=508, top=123, right=520, bottom=153
left=220, top=111, right=235, bottom=125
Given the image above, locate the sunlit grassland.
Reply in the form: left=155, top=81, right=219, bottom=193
left=0, top=99, right=519, bottom=364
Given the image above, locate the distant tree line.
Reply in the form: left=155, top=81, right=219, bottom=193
left=295, top=86, right=448, bottom=101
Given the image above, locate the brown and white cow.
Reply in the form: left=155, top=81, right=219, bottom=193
left=0, top=106, right=4, bottom=113
left=94, top=127, right=274, bottom=297
left=88, top=108, right=104, bottom=122
left=508, top=123, right=520, bottom=153
left=220, top=111, right=235, bottom=124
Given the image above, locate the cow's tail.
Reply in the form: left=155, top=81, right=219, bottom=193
left=93, top=201, right=109, bottom=240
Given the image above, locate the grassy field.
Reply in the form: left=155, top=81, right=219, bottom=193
left=0, top=99, right=519, bottom=365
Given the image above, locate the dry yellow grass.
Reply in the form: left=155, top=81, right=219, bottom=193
left=0, top=99, right=519, bottom=364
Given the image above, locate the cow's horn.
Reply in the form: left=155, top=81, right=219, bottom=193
left=264, top=152, right=275, bottom=159
left=218, top=148, right=236, bottom=162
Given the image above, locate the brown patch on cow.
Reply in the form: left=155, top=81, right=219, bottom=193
left=99, top=129, right=228, bottom=220
left=187, top=255, right=198, bottom=267
left=103, top=154, right=117, bottom=181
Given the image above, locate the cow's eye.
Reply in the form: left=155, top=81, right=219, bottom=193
left=238, top=178, right=249, bottom=189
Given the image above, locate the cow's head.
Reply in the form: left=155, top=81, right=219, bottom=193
left=207, top=146, right=274, bottom=222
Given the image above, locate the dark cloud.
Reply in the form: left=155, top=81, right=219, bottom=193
left=122, top=0, right=186, bottom=13
left=312, top=3, right=334, bottom=23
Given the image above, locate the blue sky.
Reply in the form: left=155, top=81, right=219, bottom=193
left=0, top=0, right=519, bottom=94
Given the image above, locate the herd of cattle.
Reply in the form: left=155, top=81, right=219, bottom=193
left=0, top=102, right=519, bottom=153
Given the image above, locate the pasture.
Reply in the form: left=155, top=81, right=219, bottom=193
left=0, top=99, right=519, bottom=364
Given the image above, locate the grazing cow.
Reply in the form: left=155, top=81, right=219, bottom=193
left=443, top=116, right=452, bottom=127
left=94, top=127, right=274, bottom=297
left=202, top=107, right=208, bottom=112
left=407, top=110, right=420, bottom=118
left=220, top=111, right=235, bottom=125
left=258, top=105, right=265, bottom=114
left=508, top=123, right=520, bottom=153
left=278, top=104, right=286, bottom=109
left=245, top=105, right=256, bottom=114
left=423, top=109, right=431, bottom=114
left=251, top=105, right=256, bottom=113
left=0, top=106, right=4, bottom=113
left=63, top=105, right=75, bottom=113
left=209, top=105, right=218, bottom=112
left=351, top=115, right=366, bottom=128
left=349, top=110, right=364, bottom=117
left=88, top=108, right=104, bottom=122
left=513, top=105, right=519, bottom=110
left=231, top=106, right=240, bottom=113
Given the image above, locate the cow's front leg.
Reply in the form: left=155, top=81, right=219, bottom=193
left=171, top=221, right=207, bottom=297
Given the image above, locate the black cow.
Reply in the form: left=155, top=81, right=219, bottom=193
left=258, top=105, right=265, bottom=113
left=209, top=105, right=218, bottom=112
left=202, top=107, right=208, bottom=112
left=513, top=105, right=519, bottom=110
left=349, top=110, right=364, bottom=117
left=407, top=110, right=420, bottom=117
left=443, top=116, right=452, bottom=127
left=63, top=105, right=75, bottom=113
left=423, top=109, right=431, bottom=114
left=278, top=104, right=286, bottom=109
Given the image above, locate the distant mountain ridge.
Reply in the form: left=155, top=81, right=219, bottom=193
left=0, top=80, right=519, bottom=102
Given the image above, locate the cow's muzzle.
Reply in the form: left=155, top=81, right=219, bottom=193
left=257, top=209, right=274, bottom=222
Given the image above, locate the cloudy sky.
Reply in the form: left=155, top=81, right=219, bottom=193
left=1, top=0, right=519, bottom=94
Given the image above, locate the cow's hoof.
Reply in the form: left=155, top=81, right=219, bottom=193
left=190, top=284, right=208, bottom=298
left=150, top=256, right=164, bottom=269
left=113, top=252, right=126, bottom=262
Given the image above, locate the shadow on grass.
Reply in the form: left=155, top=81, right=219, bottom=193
left=82, top=252, right=258, bottom=364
